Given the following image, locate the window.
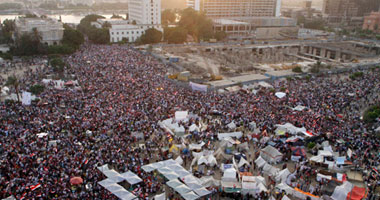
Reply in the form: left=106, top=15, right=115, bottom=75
left=117, top=32, right=119, bottom=35
left=122, top=32, right=124, bottom=34
left=126, top=32, right=129, bottom=34
left=137, top=31, right=139, bottom=34
left=112, top=32, right=114, bottom=35
left=132, top=31, right=134, bottom=34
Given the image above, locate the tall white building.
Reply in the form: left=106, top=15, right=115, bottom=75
left=128, top=0, right=161, bottom=26
left=186, top=0, right=281, bottom=18
left=15, top=18, right=64, bottom=45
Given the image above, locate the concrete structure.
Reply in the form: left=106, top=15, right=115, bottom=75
left=363, top=12, right=380, bottom=33
left=109, top=25, right=144, bottom=43
left=213, top=17, right=298, bottom=39
left=187, top=0, right=281, bottom=19
left=15, top=18, right=64, bottom=45
left=128, top=0, right=161, bottom=26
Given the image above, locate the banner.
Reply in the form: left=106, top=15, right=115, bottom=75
left=22, top=92, right=32, bottom=106
left=189, top=82, right=208, bottom=92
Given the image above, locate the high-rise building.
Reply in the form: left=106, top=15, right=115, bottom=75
left=323, top=0, right=358, bottom=17
left=186, top=0, right=281, bottom=18
left=128, top=0, right=161, bottom=25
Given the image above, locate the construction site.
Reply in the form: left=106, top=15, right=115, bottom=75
left=152, top=40, right=380, bottom=88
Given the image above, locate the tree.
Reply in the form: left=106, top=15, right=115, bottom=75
left=139, top=28, right=162, bottom=44
left=132, top=20, right=137, bottom=25
left=1, top=19, right=15, bottom=44
left=178, top=8, right=215, bottom=42
left=165, top=27, right=187, bottom=44
left=12, top=30, right=45, bottom=56
left=29, top=84, right=45, bottom=95
left=77, top=15, right=109, bottom=44
left=50, top=57, right=65, bottom=77
left=162, top=9, right=176, bottom=26
left=5, top=76, right=20, bottom=102
left=62, top=25, right=84, bottom=47
left=102, top=21, right=112, bottom=29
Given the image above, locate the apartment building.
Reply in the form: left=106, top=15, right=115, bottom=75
left=186, top=0, right=281, bottom=18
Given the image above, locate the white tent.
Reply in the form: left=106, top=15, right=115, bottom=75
left=217, top=132, right=243, bottom=140
left=141, top=164, right=155, bottom=172
left=292, top=105, right=306, bottom=111
left=276, top=168, right=291, bottom=183
left=207, top=155, right=218, bottom=167
left=189, top=142, right=205, bottom=150
left=174, top=184, right=192, bottom=195
left=375, top=126, right=380, bottom=133
left=120, top=171, right=142, bottom=185
left=262, top=163, right=280, bottom=177
left=310, top=155, right=324, bottom=163
left=154, top=193, right=166, bottom=200
left=181, top=191, right=199, bottom=200
left=318, top=150, right=333, bottom=157
left=260, top=145, right=283, bottom=163
left=282, top=195, right=291, bottom=200
left=227, top=121, right=237, bottom=129
left=175, top=111, right=188, bottom=121
left=276, top=183, right=295, bottom=195
left=275, top=123, right=307, bottom=136
left=199, top=176, right=220, bottom=187
left=238, top=157, right=250, bottom=168
left=197, top=156, right=208, bottom=165
left=331, top=181, right=353, bottom=200
left=167, top=179, right=183, bottom=189
left=275, top=92, right=286, bottom=98
left=175, top=156, right=183, bottom=165
left=194, top=187, right=212, bottom=197
left=189, top=124, right=200, bottom=132
left=255, top=156, right=267, bottom=168
left=223, top=168, right=237, bottom=181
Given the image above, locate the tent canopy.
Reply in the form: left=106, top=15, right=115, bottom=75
left=260, top=145, right=283, bottom=163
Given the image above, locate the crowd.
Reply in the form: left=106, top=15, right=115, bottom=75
left=0, top=44, right=380, bottom=199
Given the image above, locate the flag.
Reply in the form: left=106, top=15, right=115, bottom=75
left=84, top=159, right=89, bottom=165
left=30, top=183, right=41, bottom=191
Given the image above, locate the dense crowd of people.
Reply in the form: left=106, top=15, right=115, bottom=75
left=0, top=44, right=379, bottom=199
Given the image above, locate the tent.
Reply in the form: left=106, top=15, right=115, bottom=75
left=169, top=144, right=179, bottom=153
left=175, top=111, right=188, bottom=121
left=258, top=81, right=273, bottom=88
left=310, top=155, right=324, bottom=163
left=255, top=156, right=267, bottom=168
left=292, top=105, right=306, bottom=111
left=291, top=147, right=306, bottom=157
left=189, top=124, right=200, bottom=132
left=227, top=121, right=237, bottom=129
left=174, top=184, right=192, bottom=195
left=217, top=132, right=243, bottom=140
left=207, top=155, right=218, bottom=167
left=166, top=179, right=183, bottom=189
left=120, top=171, right=142, bottom=185
left=199, top=176, right=220, bottom=187
left=331, top=181, right=366, bottom=200
left=262, top=163, right=280, bottom=177
left=276, top=183, right=295, bottom=195
left=223, top=168, right=237, bottom=181
left=194, top=187, right=212, bottom=197
left=276, top=168, right=291, bottom=183
left=189, top=142, right=205, bottom=150
left=238, top=157, right=250, bottom=168
left=175, top=156, right=183, bottom=165
left=275, top=123, right=307, bottom=136
left=181, top=191, right=199, bottom=200
left=154, top=193, right=166, bottom=200
left=260, top=146, right=283, bottom=163
left=275, top=92, right=286, bottom=98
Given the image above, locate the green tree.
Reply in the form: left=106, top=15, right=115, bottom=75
left=178, top=8, right=215, bottom=42
left=50, top=57, right=65, bottom=76
left=165, top=27, right=187, bottom=44
left=29, top=84, right=45, bottom=95
left=88, top=28, right=109, bottom=44
left=139, top=28, right=162, bottom=44
left=12, top=29, right=45, bottom=56
left=62, top=25, right=84, bottom=47
left=162, top=9, right=176, bottom=26
left=102, top=21, right=112, bottom=29
left=5, top=76, right=20, bottom=102
left=1, top=19, right=15, bottom=44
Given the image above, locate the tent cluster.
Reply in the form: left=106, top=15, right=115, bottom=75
left=97, top=164, right=142, bottom=200
left=142, top=159, right=212, bottom=200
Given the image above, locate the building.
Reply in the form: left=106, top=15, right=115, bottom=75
left=213, top=17, right=298, bottom=39
left=187, top=0, right=281, bottom=19
left=109, top=24, right=145, bottom=43
left=128, top=0, right=161, bottom=26
left=15, top=18, right=64, bottom=45
left=363, top=12, right=380, bottom=33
